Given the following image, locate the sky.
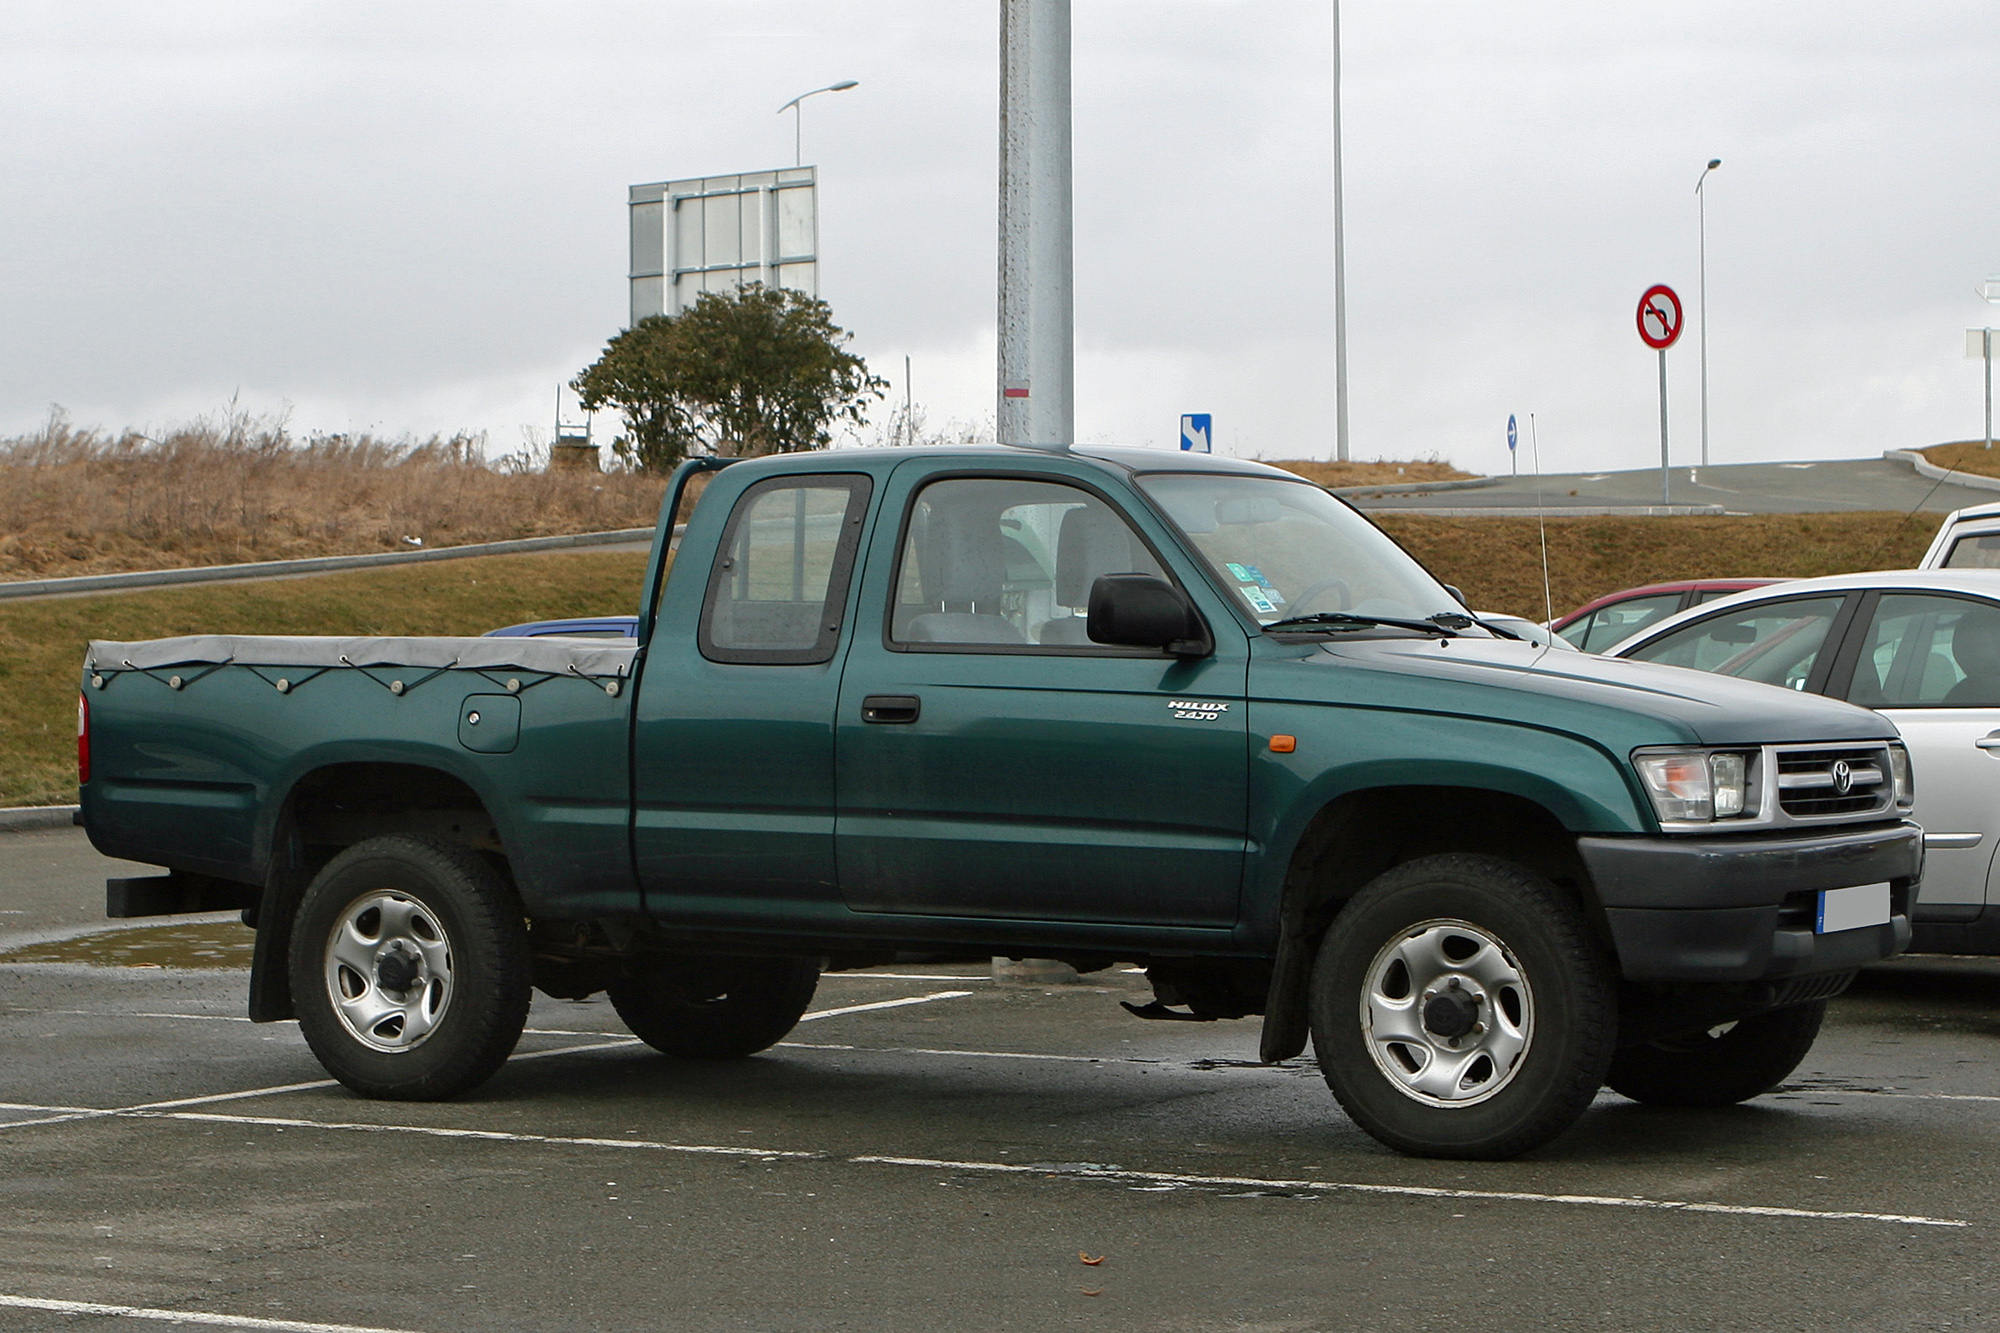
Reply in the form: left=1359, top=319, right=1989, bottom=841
left=2, top=1, right=1996, bottom=475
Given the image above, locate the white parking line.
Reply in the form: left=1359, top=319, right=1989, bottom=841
left=103, top=1108, right=1968, bottom=1229
left=0, top=1293, right=427, bottom=1332
left=848, top=1154, right=1969, bottom=1228
left=794, top=990, right=974, bottom=1021
left=154, top=1111, right=820, bottom=1160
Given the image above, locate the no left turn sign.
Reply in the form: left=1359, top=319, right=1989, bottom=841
left=1637, top=284, right=1684, bottom=350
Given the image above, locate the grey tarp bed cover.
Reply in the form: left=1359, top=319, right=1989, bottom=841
left=86, top=635, right=637, bottom=679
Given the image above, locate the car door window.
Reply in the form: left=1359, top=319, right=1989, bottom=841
left=1554, top=613, right=1594, bottom=648
left=889, top=477, right=1166, bottom=648
left=1578, top=593, right=1683, bottom=653
left=698, top=475, right=871, bottom=665
left=1846, top=593, right=2000, bottom=708
left=1944, top=534, right=2000, bottom=569
left=1624, top=595, right=1845, bottom=690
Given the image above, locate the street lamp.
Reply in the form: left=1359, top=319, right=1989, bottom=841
left=1331, top=0, right=1350, bottom=462
left=1695, top=157, right=1721, bottom=469
left=777, top=80, right=859, bottom=168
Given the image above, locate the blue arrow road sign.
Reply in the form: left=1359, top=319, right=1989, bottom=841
left=1507, top=414, right=1517, bottom=452
left=1180, top=414, right=1212, bottom=453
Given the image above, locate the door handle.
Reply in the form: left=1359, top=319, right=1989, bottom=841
left=1976, top=733, right=2000, bottom=751
left=861, top=694, right=921, bottom=724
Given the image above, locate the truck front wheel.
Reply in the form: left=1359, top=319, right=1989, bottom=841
left=289, top=836, right=531, bottom=1100
left=1309, top=854, right=1616, bottom=1160
left=608, top=956, right=821, bottom=1059
left=1605, top=1001, right=1826, bottom=1107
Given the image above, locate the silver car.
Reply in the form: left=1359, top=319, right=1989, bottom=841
left=1603, top=569, right=2000, bottom=955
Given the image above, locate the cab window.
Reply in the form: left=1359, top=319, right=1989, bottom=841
left=889, top=477, right=1165, bottom=648
left=698, top=475, right=871, bottom=665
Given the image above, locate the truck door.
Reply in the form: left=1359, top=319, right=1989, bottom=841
left=630, top=471, right=873, bottom=917
left=834, top=466, right=1249, bottom=927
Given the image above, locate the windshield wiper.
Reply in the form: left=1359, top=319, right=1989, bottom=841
left=1262, top=611, right=1473, bottom=637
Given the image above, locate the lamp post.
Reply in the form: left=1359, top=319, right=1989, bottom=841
left=1331, top=0, right=1351, bottom=462
left=777, top=80, right=859, bottom=168
left=1979, top=276, right=2000, bottom=449
left=1695, top=158, right=1721, bottom=469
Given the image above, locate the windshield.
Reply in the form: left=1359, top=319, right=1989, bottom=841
left=1136, top=472, right=1472, bottom=631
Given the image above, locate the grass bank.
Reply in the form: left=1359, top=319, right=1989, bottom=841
left=0, top=414, right=666, bottom=582
left=1377, top=511, right=1935, bottom=620
left=1915, top=441, right=2000, bottom=481
left=1, top=550, right=648, bottom=807
left=1, top=509, right=1942, bottom=809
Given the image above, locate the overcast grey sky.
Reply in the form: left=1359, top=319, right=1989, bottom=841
left=3, top=1, right=1995, bottom=474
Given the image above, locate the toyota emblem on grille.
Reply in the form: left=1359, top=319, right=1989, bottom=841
left=1831, top=759, right=1853, bottom=795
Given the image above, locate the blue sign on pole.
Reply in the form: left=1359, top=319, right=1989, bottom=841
left=1180, top=414, right=1212, bottom=453
left=1507, top=414, right=1517, bottom=453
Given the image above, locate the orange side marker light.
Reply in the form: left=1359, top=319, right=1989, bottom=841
left=1269, top=735, right=1297, bottom=753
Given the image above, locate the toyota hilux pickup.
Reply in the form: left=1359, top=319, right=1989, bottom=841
left=76, top=445, right=1921, bottom=1159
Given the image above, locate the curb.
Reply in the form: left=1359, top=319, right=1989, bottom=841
left=1327, top=475, right=1500, bottom=499
left=1883, top=450, right=2000, bottom=496
left=1358, top=504, right=1727, bottom=518
left=0, top=527, right=660, bottom=602
left=0, top=805, right=80, bottom=832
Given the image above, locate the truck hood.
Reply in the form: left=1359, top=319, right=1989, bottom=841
left=1267, top=634, right=1896, bottom=748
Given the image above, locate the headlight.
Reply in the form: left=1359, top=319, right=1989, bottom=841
left=1633, top=748, right=1755, bottom=825
left=1887, top=742, right=1914, bottom=810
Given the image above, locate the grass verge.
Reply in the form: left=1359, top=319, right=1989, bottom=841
left=1915, top=441, right=2000, bottom=481
left=2, top=550, right=648, bottom=807
left=1377, top=511, right=1936, bottom=620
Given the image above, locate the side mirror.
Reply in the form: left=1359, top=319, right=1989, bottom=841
left=1444, top=584, right=1470, bottom=609
left=1087, top=574, right=1211, bottom=656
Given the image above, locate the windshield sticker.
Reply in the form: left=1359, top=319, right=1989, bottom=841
left=1239, top=585, right=1278, bottom=614
left=1225, top=562, right=1253, bottom=581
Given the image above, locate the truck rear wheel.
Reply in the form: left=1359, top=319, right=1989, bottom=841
left=1309, top=854, right=1616, bottom=1160
left=608, top=955, right=821, bottom=1059
left=289, top=835, right=531, bottom=1100
left=1605, top=1001, right=1826, bottom=1107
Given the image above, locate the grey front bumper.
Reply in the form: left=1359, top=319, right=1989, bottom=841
left=1577, top=821, right=1921, bottom=983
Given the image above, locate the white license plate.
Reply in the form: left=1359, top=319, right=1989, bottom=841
left=1817, top=882, right=1892, bottom=934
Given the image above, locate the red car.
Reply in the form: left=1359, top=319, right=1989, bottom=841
left=1552, top=578, right=1787, bottom=653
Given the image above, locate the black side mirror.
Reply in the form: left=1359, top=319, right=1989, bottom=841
left=1444, top=584, right=1469, bottom=609
left=1087, top=574, right=1211, bottom=656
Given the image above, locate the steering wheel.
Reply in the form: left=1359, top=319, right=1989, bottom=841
left=1285, top=577, right=1352, bottom=616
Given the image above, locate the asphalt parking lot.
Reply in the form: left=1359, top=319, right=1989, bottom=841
left=4, top=827, right=2000, bottom=1332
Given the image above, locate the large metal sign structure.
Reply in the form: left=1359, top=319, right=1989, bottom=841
left=627, top=168, right=819, bottom=325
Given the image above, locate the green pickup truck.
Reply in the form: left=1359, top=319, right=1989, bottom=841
left=78, top=446, right=1921, bottom=1159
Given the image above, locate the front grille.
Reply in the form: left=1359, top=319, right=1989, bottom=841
left=1774, top=746, right=1891, bottom=819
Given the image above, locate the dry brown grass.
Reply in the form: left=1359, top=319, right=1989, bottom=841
left=1377, top=512, right=1938, bottom=621
left=0, top=413, right=668, bottom=581
left=1915, top=441, right=2000, bottom=480
left=1267, top=459, right=1477, bottom=488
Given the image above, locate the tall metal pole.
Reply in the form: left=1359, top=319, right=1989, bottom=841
left=997, top=0, right=1074, bottom=451
left=1986, top=329, right=1992, bottom=450
left=1658, top=349, right=1671, bottom=505
left=1331, top=0, right=1351, bottom=462
left=1695, top=159, right=1720, bottom=469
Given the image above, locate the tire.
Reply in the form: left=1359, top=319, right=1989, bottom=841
left=1309, top=854, right=1616, bottom=1160
left=607, top=955, right=821, bottom=1059
left=289, top=835, right=531, bottom=1101
left=1605, top=1001, right=1826, bottom=1108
